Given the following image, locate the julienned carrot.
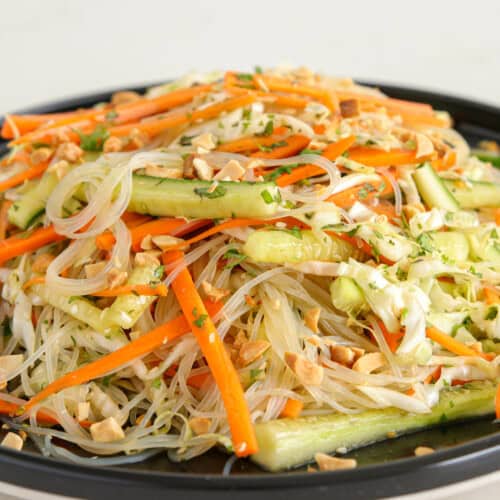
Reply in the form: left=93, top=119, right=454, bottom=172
left=276, top=135, right=356, bottom=187
left=109, top=95, right=256, bottom=139
left=217, top=127, right=288, bottom=153
left=327, top=179, right=392, bottom=208
left=255, top=75, right=337, bottom=111
left=162, top=250, right=258, bottom=457
left=432, top=151, right=457, bottom=171
left=96, top=217, right=187, bottom=252
left=120, top=212, right=152, bottom=228
left=494, top=209, right=500, bottom=227
left=279, top=398, right=303, bottom=418
left=164, top=365, right=210, bottom=389
left=484, top=288, right=500, bottom=305
left=0, top=161, right=50, bottom=192
left=22, top=276, right=46, bottom=291
left=426, top=327, right=491, bottom=360
left=0, top=200, right=13, bottom=240
left=1, top=113, right=74, bottom=139
left=376, top=320, right=404, bottom=352
left=251, top=134, right=310, bottom=159
left=167, top=218, right=270, bottom=250
left=11, top=85, right=214, bottom=146
left=347, top=147, right=432, bottom=167
left=0, top=225, right=64, bottom=266
left=24, top=300, right=223, bottom=412
left=91, top=283, right=168, bottom=297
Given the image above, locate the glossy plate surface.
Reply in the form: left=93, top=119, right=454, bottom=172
left=0, top=82, right=499, bottom=499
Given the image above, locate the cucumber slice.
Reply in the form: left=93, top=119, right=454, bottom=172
left=243, top=229, right=355, bottom=264
left=413, top=163, right=459, bottom=211
left=252, top=380, right=496, bottom=471
left=430, top=231, right=470, bottom=262
left=129, top=175, right=280, bottom=219
left=330, top=276, right=366, bottom=314
left=8, top=172, right=58, bottom=229
left=443, top=178, right=500, bottom=208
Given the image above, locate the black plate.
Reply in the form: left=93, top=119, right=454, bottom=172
left=1, top=82, right=500, bottom=499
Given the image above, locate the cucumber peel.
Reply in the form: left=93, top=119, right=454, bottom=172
left=413, top=163, right=459, bottom=211
left=251, top=380, right=497, bottom=471
left=443, top=178, right=500, bottom=209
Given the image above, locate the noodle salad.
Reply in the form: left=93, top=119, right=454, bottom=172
left=0, top=67, right=499, bottom=471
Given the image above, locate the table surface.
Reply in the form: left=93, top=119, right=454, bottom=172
left=0, top=0, right=499, bottom=497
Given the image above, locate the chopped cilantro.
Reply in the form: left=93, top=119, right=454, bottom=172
left=193, top=313, right=208, bottom=328
left=256, top=120, right=274, bottom=137
left=152, top=377, right=162, bottom=389
left=194, top=185, right=227, bottom=199
left=105, top=110, right=118, bottom=121
left=260, top=189, right=274, bottom=204
left=223, top=248, right=247, bottom=269
left=179, top=135, right=194, bottom=146
left=373, top=229, right=383, bottom=239
left=102, top=375, right=112, bottom=387
left=236, top=73, right=254, bottom=82
left=485, top=306, right=498, bottom=321
left=416, top=233, right=434, bottom=254
left=300, top=148, right=322, bottom=156
left=254, top=66, right=263, bottom=74
left=77, top=125, right=109, bottom=152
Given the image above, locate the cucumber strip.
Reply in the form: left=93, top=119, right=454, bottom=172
left=103, top=265, right=160, bottom=329
left=33, top=285, right=119, bottom=336
left=243, top=229, right=356, bottom=264
left=251, top=380, right=496, bottom=471
left=472, top=150, right=500, bottom=168
left=443, top=178, right=500, bottom=208
left=430, top=231, right=470, bottom=262
left=413, top=163, right=459, bottom=211
left=8, top=172, right=58, bottom=229
left=330, top=276, right=366, bottom=314
left=129, top=175, right=280, bottom=219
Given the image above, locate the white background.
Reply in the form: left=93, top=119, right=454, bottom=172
left=1, top=0, right=500, bottom=114
left=0, top=0, right=499, bottom=498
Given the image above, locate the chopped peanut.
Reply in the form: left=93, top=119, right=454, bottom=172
left=351, top=347, right=365, bottom=361
left=107, top=268, right=128, bottom=288
left=352, top=352, right=386, bottom=374
left=238, top=340, right=271, bottom=367
left=233, top=329, right=248, bottom=349
left=214, top=160, right=246, bottom=181
left=32, top=253, right=55, bottom=273
left=340, top=99, right=360, bottom=118
left=103, top=136, right=123, bottom=153
left=144, top=164, right=183, bottom=179
left=111, top=90, right=141, bottom=106
left=140, top=234, right=154, bottom=250
left=415, top=133, right=434, bottom=159
left=193, top=158, right=213, bottom=180
left=130, top=128, right=149, bottom=149
left=1, top=432, right=23, bottom=451
left=90, top=417, right=125, bottom=442
left=30, top=147, right=52, bottom=165
left=414, top=446, right=434, bottom=456
left=192, top=133, right=217, bottom=151
left=201, top=281, right=230, bottom=302
left=151, top=234, right=184, bottom=250
left=284, top=352, right=323, bottom=386
left=134, top=251, right=161, bottom=267
left=315, top=452, right=357, bottom=471
left=189, top=417, right=211, bottom=435
left=304, top=307, right=321, bottom=333
left=306, top=335, right=322, bottom=347
left=84, top=261, right=107, bottom=279
left=329, top=345, right=355, bottom=367
left=56, top=142, right=83, bottom=163
left=47, top=160, right=69, bottom=179
left=77, top=402, right=90, bottom=421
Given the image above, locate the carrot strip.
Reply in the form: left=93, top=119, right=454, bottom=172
left=162, top=250, right=258, bottom=456
left=24, top=300, right=223, bottom=412
left=167, top=218, right=269, bottom=250
left=1, top=113, right=74, bottom=139
left=120, top=212, right=152, bottom=228
left=217, top=127, right=288, bottom=153
left=279, top=398, right=303, bottom=418
left=484, top=288, right=500, bottom=305
left=276, top=135, right=356, bottom=187
left=0, top=225, right=64, bottom=266
left=91, top=283, right=168, bottom=297
left=494, top=209, right=500, bottom=227
left=0, top=161, right=50, bottom=192
left=0, top=200, right=13, bottom=240
left=96, top=217, right=187, bottom=252
left=251, top=134, right=310, bottom=159
left=426, top=327, right=491, bottom=360
left=327, top=179, right=392, bottom=208
left=109, top=95, right=256, bottom=139
left=376, top=320, right=404, bottom=352
left=164, top=365, right=210, bottom=389
left=347, top=147, right=431, bottom=167
left=22, top=276, right=46, bottom=290
left=330, top=231, right=394, bottom=265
